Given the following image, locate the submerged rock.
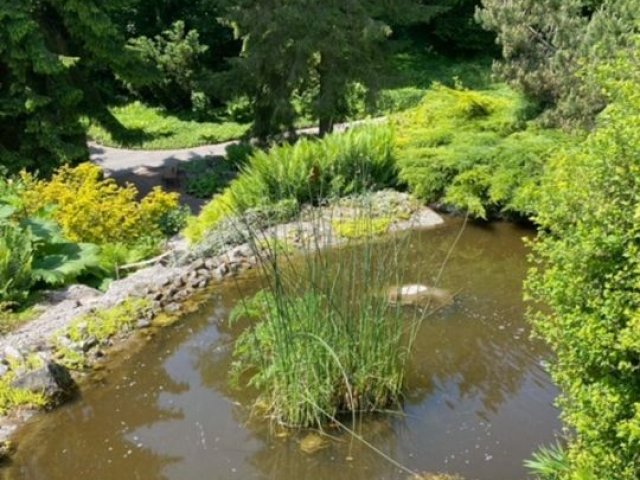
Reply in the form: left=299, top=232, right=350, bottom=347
left=299, top=433, right=329, bottom=454
left=11, top=362, right=76, bottom=405
left=388, top=284, right=454, bottom=308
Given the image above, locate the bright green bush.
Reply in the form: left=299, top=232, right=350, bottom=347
left=22, top=163, right=180, bottom=245
left=527, top=45, right=640, bottom=480
left=394, top=84, right=570, bottom=218
left=185, top=125, right=397, bottom=242
left=332, top=217, right=392, bottom=239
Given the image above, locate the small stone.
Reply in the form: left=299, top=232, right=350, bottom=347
left=3, top=346, right=23, bottom=363
left=80, top=337, right=97, bottom=353
left=0, top=364, right=9, bottom=378
left=196, top=268, right=209, bottom=278
left=299, top=433, right=329, bottom=454
left=204, top=259, right=216, bottom=270
left=151, top=291, right=164, bottom=301
left=190, top=258, right=205, bottom=271
left=136, top=319, right=152, bottom=329
left=11, top=362, right=76, bottom=404
left=164, top=303, right=181, bottom=314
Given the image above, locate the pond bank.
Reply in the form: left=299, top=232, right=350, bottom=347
left=0, top=191, right=445, bottom=458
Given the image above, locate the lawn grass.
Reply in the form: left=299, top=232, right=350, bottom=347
left=375, top=45, right=494, bottom=114
left=88, top=46, right=494, bottom=150
left=87, top=102, right=250, bottom=150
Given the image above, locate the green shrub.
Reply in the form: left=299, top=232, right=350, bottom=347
left=158, top=205, right=191, bottom=236
left=0, top=224, right=33, bottom=306
left=22, top=163, right=180, bottom=245
left=394, top=84, right=570, bottom=218
left=185, top=125, right=397, bottom=242
left=127, top=21, right=208, bottom=111
left=182, top=158, right=238, bottom=199
left=527, top=46, right=640, bottom=480
left=0, top=177, right=101, bottom=307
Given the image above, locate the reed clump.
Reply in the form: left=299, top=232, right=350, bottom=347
left=230, top=208, right=425, bottom=428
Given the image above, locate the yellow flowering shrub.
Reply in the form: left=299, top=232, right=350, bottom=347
left=21, top=163, right=179, bottom=244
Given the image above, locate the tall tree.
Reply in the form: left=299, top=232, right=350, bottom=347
left=476, top=0, right=639, bottom=127
left=0, top=0, right=149, bottom=176
left=222, top=0, right=444, bottom=139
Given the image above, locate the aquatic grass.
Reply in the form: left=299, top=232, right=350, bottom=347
left=229, top=203, right=432, bottom=428
left=525, top=443, right=571, bottom=480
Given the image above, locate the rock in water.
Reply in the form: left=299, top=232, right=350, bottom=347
left=299, top=433, right=329, bottom=454
left=11, top=362, right=77, bottom=405
left=388, top=284, right=454, bottom=308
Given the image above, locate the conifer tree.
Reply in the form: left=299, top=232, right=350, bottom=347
left=223, top=0, right=444, bottom=139
left=0, top=0, right=149, bottom=175
left=476, top=0, right=639, bottom=127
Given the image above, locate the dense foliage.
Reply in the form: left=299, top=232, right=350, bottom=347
left=22, top=164, right=179, bottom=245
left=527, top=44, right=640, bottom=479
left=127, top=21, right=210, bottom=114
left=477, top=0, right=639, bottom=127
left=0, top=0, right=149, bottom=175
left=222, top=1, right=451, bottom=138
left=186, top=125, right=397, bottom=242
left=0, top=178, right=100, bottom=308
left=394, top=84, right=569, bottom=218
left=0, top=164, right=182, bottom=310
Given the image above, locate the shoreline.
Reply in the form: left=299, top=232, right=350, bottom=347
left=0, top=192, right=444, bottom=458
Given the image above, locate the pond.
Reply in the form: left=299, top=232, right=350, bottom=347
left=2, top=220, right=561, bottom=480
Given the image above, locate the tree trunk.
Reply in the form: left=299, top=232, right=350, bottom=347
left=317, top=55, right=335, bottom=137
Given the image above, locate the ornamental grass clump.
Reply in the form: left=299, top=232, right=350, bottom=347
left=230, top=208, right=425, bottom=428
left=185, top=124, right=397, bottom=243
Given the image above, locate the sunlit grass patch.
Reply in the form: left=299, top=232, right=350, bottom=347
left=87, top=102, right=249, bottom=149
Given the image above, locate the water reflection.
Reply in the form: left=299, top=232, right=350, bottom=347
left=3, top=221, right=560, bottom=480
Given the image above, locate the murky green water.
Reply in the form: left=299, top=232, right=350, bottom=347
left=3, top=220, right=560, bottom=480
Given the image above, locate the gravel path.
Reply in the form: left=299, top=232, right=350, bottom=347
left=90, top=141, right=234, bottom=171
left=90, top=119, right=383, bottom=172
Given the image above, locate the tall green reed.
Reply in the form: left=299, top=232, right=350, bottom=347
left=229, top=199, right=429, bottom=428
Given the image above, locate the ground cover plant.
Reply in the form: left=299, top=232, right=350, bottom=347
left=394, top=84, right=571, bottom=218
left=0, top=163, right=184, bottom=316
